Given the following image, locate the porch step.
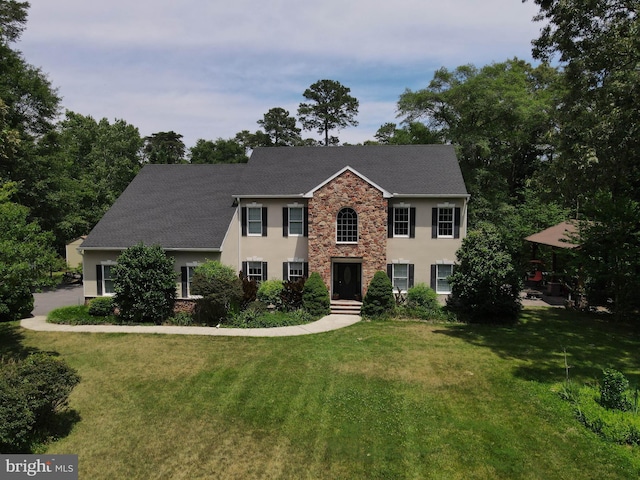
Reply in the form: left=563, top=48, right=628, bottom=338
left=330, top=299, right=362, bottom=315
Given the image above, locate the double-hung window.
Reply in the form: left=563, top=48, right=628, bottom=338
left=394, top=207, right=410, bottom=237
left=247, top=261, right=264, bottom=283
left=288, top=207, right=304, bottom=236
left=97, top=262, right=116, bottom=296
left=247, top=207, right=263, bottom=235
left=392, top=264, right=409, bottom=292
left=438, top=207, right=454, bottom=238
left=337, top=207, right=358, bottom=243
left=435, top=264, right=454, bottom=294
left=288, top=262, right=304, bottom=281
left=181, top=264, right=199, bottom=298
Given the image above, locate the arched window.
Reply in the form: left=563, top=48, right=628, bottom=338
left=337, top=207, right=358, bottom=243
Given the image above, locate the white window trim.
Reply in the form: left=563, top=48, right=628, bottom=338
left=247, top=203, right=263, bottom=236
left=100, top=261, right=117, bottom=297
left=393, top=203, right=411, bottom=238
left=391, top=263, right=410, bottom=293
left=435, top=262, right=454, bottom=294
left=336, top=207, right=358, bottom=244
left=437, top=203, right=455, bottom=239
left=247, top=260, right=264, bottom=283
left=287, top=204, right=304, bottom=237
left=287, top=260, right=305, bottom=281
left=186, top=262, right=200, bottom=298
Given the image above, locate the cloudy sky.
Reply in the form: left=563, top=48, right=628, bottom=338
left=17, top=0, right=544, bottom=148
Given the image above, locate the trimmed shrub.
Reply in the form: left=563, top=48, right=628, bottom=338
left=112, top=243, right=177, bottom=324
left=257, top=280, right=284, bottom=310
left=302, top=272, right=330, bottom=318
left=88, top=297, right=114, bottom=316
left=191, top=261, right=243, bottom=325
left=281, top=278, right=306, bottom=311
left=0, top=353, right=80, bottom=453
left=407, top=283, right=439, bottom=310
left=362, top=271, right=395, bottom=319
left=600, top=369, right=631, bottom=411
left=240, top=273, right=258, bottom=307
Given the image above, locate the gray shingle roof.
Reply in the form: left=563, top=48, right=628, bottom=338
left=236, top=145, right=467, bottom=197
left=82, top=145, right=468, bottom=250
left=81, top=164, right=243, bottom=250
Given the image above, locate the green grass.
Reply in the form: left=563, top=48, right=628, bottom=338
left=4, top=307, right=640, bottom=479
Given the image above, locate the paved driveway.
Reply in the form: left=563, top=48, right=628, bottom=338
left=32, top=284, right=84, bottom=316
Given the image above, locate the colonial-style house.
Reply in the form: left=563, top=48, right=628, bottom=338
left=80, top=145, right=469, bottom=308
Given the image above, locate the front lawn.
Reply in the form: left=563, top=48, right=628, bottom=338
left=5, top=308, right=640, bottom=479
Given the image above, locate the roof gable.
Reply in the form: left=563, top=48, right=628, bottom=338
left=303, top=166, right=392, bottom=198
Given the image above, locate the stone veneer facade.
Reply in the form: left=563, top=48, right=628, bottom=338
left=307, top=170, right=388, bottom=297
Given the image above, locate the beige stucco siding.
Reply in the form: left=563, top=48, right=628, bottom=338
left=386, top=197, right=467, bottom=286
left=239, top=199, right=309, bottom=280
left=82, top=249, right=223, bottom=299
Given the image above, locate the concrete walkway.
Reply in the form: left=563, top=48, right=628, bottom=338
left=20, top=314, right=361, bottom=337
left=24, top=284, right=360, bottom=337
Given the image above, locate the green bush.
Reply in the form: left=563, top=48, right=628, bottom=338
left=567, top=384, right=640, bottom=446
left=112, top=243, right=177, bottom=324
left=165, top=311, right=195, bottom=326
left=447, top=224, right=522, bottom=323
left=0, top=353, right=80, bottom=453
left=600, top=369, right=632, bottom=411
left=407, top=283, right=439, bottom=310
left=88, top=297, right=114, bottom=316
left=361, top=271, right=395, bottom=319
left=302, top=272, right=330, bottom=318
left=191, top=261, right=243, bottom=326
left=257, top=280, right=284, bottom=310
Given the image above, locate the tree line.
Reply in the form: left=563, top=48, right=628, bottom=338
left=1, top=0, right=638, bottom=319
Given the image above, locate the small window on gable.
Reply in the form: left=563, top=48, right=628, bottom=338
left=337, top=207, right=358, bottom=243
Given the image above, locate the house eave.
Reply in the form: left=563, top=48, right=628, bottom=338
left=391, top=193, right=471, bottom=199
left=79, top=246, right=222, bottom=253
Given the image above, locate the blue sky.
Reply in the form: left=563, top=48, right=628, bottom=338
left=18, top=0, right=544, bottom=148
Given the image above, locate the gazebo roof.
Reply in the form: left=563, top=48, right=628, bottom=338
left=525, top=221, right=580, bottom=249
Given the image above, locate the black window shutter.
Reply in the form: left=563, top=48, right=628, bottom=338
left=454, top=207, right=461, bottom=238
left=262, top=207, right=268, bottom=236
left=410, top=207, right=416, bottom=238
left=409, top=264, right=415, bottom=288
left=283, top=262, right=288, bottom=280
left=432, top=208, right=438, bottom=238
left=181, top=267, right=188, bottom=298
left=430, top=264, right=437, bottom=290
left=96, top=265, right=103, bottom=296
left=282, top=207, right=288, bottom=237
left=387, top=264, right=393, bottom=280
left=387, top=206, right=393, bottom=238
left=262, top=262, right=268, bottom=281
left=303, top=262, right=309, bottom=278
left=241, top=207, right=247, bottom=236
left=304, top=207, right=309, bottom=237
left=241, top=261, right=248, bottom=277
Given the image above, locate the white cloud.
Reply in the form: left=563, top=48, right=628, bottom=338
left=18, top=0, right=544, bottom=148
